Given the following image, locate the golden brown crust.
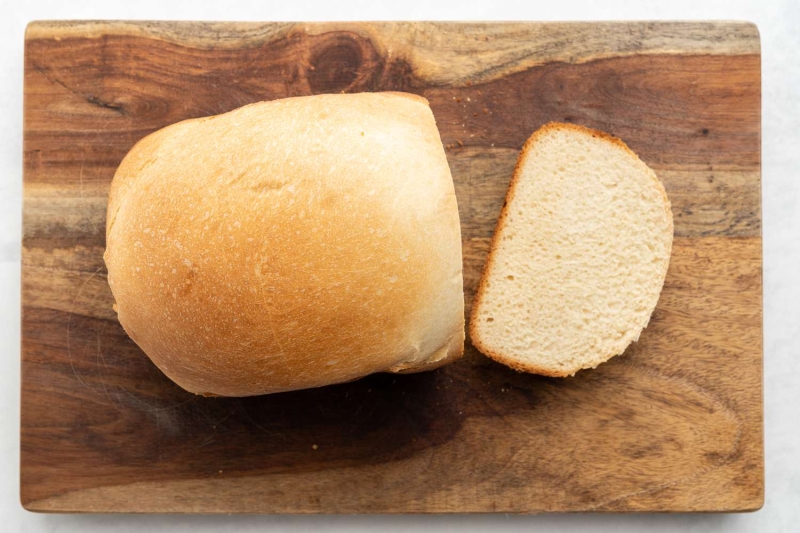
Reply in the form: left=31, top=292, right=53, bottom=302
left=468, top=122, right=673, bottom=376
left=105, top=92, right=464, bottom=397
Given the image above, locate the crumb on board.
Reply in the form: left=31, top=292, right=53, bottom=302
left=445, top=139, right=465, bottom=150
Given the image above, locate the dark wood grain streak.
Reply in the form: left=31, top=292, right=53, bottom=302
left=22, top=21, right=762, bottom=513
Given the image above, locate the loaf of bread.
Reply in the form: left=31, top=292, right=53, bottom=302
left=470, top=123, right=673, bottom=376
left=104, top=92, right=465, bottom=397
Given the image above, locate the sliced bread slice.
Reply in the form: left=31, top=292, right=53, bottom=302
left=470, top=123, right=673, bottom=376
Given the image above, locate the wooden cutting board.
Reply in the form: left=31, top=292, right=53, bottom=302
left=21, top=20, right=763, bottom=513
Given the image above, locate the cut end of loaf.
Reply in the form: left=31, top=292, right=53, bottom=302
left=470, top=122, right=673, bottom=377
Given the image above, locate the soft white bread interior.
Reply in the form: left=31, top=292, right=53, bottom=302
left=470, top=123, right=673, bottom=376
left=104, top=92, right=464, bottom=397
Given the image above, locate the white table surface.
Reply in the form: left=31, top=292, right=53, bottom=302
left=2, top=0, right=798, bottom=531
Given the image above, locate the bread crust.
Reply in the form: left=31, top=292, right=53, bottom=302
left=469, top=122, right=673, bottom=376
left=105, top=93, right=464, bottom=396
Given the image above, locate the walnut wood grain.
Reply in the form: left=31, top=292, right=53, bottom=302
left=21, top=21, right=762, bottom=513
